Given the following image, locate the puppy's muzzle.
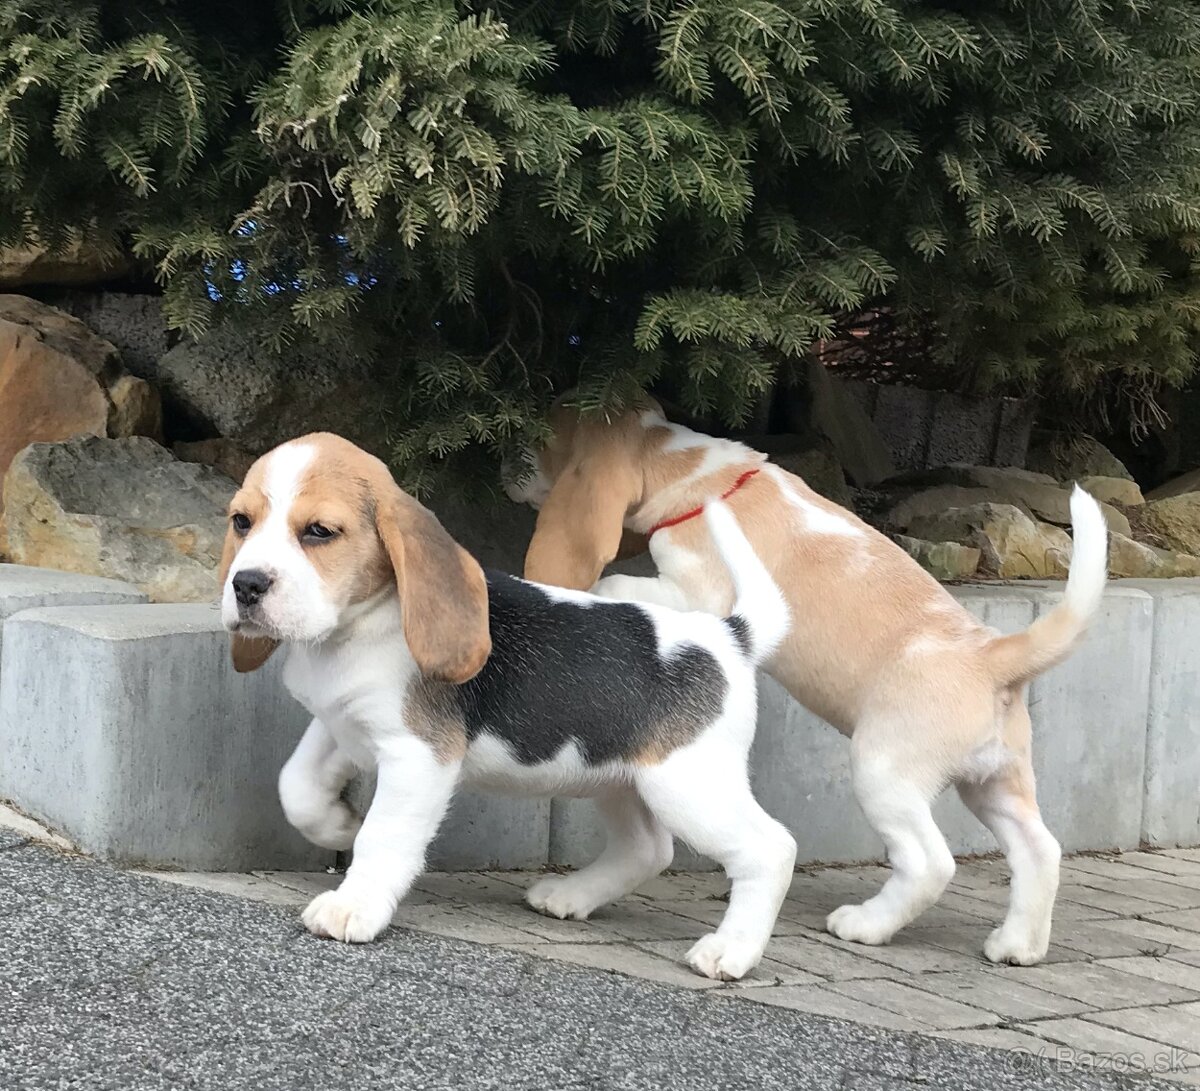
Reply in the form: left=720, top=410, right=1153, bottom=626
left=233, top=568, right=274, bottom=609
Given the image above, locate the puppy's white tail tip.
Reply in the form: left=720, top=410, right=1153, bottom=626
left=1065, top=484, right=1108, bottom=620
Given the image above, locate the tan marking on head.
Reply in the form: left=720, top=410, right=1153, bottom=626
left=404, top=678, right=469, bottom=764
left=223, top=433, right=491, bottom=683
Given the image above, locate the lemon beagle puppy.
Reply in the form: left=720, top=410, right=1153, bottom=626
left=508, top=400, right=1110, bottom=966
left=219, top=433, right=796, bottom=981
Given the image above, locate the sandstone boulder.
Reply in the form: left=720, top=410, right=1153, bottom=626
left=1026, top=431, right=1132, bottom=482
left=174, top=438, right=257, bottom=485
left=792, top=358, right=895, bottom=486
left=1146, top=469, right=1200, bottom=502
left=1137, top=494, right=1200, bottom=558
left=1079, top=475, right=1144, bottom=507
left=0, top=296, right=161, bottom=481
left=2, top=436, right=236, bottom=603
left=0, top=239, right=131, bottom=289
left=908, top=503, right=1072, bottom=579
left=894, top=536, right=981, bottom=581
left=885, top=464, right=1057, bottom=491
left=1107, top=533, right=1200, bottom=578
left=156, top=329, right=394, bottom=456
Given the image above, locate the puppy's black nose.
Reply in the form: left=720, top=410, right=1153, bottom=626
left=233, top=569, right=273, bottom=607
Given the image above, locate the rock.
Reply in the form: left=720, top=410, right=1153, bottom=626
left=794, top=358, right=896, bottom=486
left=908, top=503, right=1072, bottom=579
left=1146, top=468, right=1200, bottom=502
left=744, top=435, right=853, bottom=508
left=0, top=239, right=132, bottom=289
left=106, top=373, right=163, bottom=442
left=885, top=464, right=1057, bottom=490
left=156, top=329, right=394, bottom=456
left=883, top=468, right=1131, bottom=538
left=1108, top=533, right=1166, bottom=578
left=1154, top=549, right=1200, bottom=577
left=1026, top=430, right=1133, bottom=482
left=0, top=296, right=162, bottom=480
left=1, top=436, right=236, bottom=603
left=1137, top=494, right=1200, bottom=557
left=174, top=438, right=257, bottom=485
left=894, top=536, right=981, bottom=581
left=54, top=292, right=170, bottom=381
left=1079, top=475, right=1144, bottom=507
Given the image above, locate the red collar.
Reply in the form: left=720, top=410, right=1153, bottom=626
left=647, top=468, right=761, bottom=538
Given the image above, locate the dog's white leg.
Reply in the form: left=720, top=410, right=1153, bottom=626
left=302, top=737, right=459, bottom=943
left=958, top=761, right=1060, bottom=966
left=526, top=788, right=673, bottom=920
left=278, top=718, right=362, bottom=850
left=590, top=573, right=692, bottom=611
left=827, top=743, right=955, bottom=946
left=636, top=743, right=796, bottom=981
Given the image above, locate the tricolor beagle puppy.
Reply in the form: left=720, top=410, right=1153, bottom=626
left=219, top=433, right=796, bottom=981
left=508, top=398, right=1110, bottom=967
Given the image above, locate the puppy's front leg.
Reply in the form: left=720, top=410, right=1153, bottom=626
left=302, top=737, right=459, bottom=944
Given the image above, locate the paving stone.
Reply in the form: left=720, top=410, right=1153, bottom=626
left=390, top=904, right=544, bottom=945
left=728, top=983, right=927, bottom=1032
left=1018, top=1018, right=1200, bottom=1078
left=628, top=871, right=731, bottom=901
left=585, top=902, right=710, bottom=942
left=411, top=872, right=531, bottom=906
left=901, top=924, right=1083, bottom=966
left=1095, top=956, right=1200, bottom=992
left=757, top=933, right=892, bottom=981
left=1121, top=852, right=1200, bottom=879
left=906, top=969, right=1094, bottom=1021
left=1041, top=919, right=1196, bottom=959
left=464, top=901, right=616, bottom=943
left=251, top=870, right=340, bottom=899
left=1056, top=882, right=1186, bottom=918
left=990, top=961, right=1200, bottom=1007
left=651, top=897, right=809, bottom=937
left=1068, top=874, right=1200, bottom=910
left=827, top=978, right=1000, bottom=1030
left=1064, top=855, right=1167, bottom=884
left=503, top=941, right=722, bottom=990
left=143, top=870, right=307, bottom=907
left=931, top=1026, right=1069, bottom=1059
left=1146, top=909, right=1200, bottom=935
left=1085, top=1002, right=1200, bottom=1054
left=808, top=930, right=988, bottom=975
left=1090, top=918, right=1200, bottom=953
left=635, top=940, right=825, bottom=988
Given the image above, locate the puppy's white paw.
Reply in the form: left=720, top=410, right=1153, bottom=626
left=301, top=888, right=393, bottom=943
left=305, top=806, right=363, bottom=852
left=826, top=903, right=895, bottom=946
left=686, top=933, right=761, bottom=981
left=984, top=925, right=1048, bottom=966
left=525, top=874, right=595, bottom=921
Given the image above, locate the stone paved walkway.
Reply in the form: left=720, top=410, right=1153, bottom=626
left=145, top=848, right=1200, bottom=1085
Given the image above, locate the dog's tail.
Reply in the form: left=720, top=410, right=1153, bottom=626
left=704, top=500, right=790, bottom=666
left=983, top=485, right=1109, bottom=688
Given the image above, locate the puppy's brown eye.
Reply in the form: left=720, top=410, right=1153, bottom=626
left=231, top=513, right=251, bottom=535
left=303, top=522, right=336, bottom=542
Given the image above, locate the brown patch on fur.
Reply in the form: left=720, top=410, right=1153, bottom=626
left=404, top=678, right=469, bottom=764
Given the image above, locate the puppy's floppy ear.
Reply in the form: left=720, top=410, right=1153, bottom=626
left=523, top=424, right=644, bottom=590
left=218, top=521, right=278, bottom=673
left=376, top=488, right=491, bottom=684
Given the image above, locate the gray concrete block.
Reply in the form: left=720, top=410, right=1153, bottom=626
left=872, top=384, right=935, bottom=471
left=347, top=771, right=549, bottom=871
left=925, top=391, right=997, bottom=468
left=1117, top=579, right=1200, bottom=847
left=0, top=563, right=146, bottom=657
left=0, top=603, right=325, bottom=871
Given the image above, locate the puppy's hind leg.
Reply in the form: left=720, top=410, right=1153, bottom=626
left=958, top=738, right=1060, bottom=966
left=526, top=788, right=674, bottom=920
left=827, top=732, right=955, bottom=946
left=636, top=743, right=796, bottom=981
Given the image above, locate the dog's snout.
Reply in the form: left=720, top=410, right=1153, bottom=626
left=233, top=569, right=273, bottom=607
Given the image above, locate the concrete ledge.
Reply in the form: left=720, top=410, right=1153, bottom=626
left=0, top=578, right=1194, bottom=871
left=0, top=563, right=146, bottom=657
left=0, top=604, right=325, bottom=870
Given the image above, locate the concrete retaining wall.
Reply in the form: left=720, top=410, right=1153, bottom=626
left=0, top=564, right=1195, bottom=870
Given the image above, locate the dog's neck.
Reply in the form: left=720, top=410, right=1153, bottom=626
left=629, top=420, right=766, bottom=535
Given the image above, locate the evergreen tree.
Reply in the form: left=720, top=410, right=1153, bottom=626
left=0, top=1, right=1198, bottom=488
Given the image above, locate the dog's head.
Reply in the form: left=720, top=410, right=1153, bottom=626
left=219, top=433, right=490, bottom=682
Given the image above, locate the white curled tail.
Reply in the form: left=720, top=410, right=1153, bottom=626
left=984, top=485, right=1109, bottom=687
left=703, top=500, right=790, bottom=665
